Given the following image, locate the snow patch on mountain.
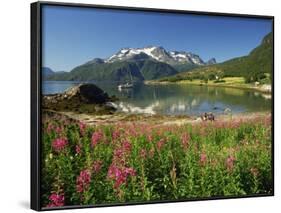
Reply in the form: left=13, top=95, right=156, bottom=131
left=104, top=46, right=214, bottom=66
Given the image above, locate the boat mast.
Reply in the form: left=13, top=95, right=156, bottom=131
left=129, top=69, right=133, bottom=83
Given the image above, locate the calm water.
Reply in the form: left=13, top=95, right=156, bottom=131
left=43, top=81, right=271, bottom=116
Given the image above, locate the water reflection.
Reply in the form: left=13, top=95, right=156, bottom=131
left=43, top=81, right=271, bottom=116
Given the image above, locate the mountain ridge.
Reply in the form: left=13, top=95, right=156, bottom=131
left=46, top=46, right=215, bottom=81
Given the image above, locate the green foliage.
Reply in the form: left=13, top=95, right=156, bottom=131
left=172, top=63, right=199, bottom=72
left=47, top=59, right=178, bottom=82
left=214, top=79, right=226, bottom=83
left=42, top=112, right=272, bottom=207
left=162, top=32, right=273, bottom=84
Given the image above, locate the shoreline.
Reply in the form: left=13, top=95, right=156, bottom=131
left=145, top=80, right=272, bottom=94
left=44, top=109, right=271, bottom=127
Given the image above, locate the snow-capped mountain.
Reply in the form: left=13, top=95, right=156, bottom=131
left=104, top=46, right=213, bottom=66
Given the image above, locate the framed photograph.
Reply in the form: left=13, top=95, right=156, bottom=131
left=31, top=1, right=274, bottom=211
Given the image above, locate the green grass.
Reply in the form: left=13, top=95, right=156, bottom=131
left=41, top=112, right=272, bottom=208
left=152, top=76, right=271, bottom=93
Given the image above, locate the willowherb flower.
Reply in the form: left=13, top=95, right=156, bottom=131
left=107, top=165, right=136, bottom=189
left=139, top=149, right=147, bottom=159
left=79, top=122, right=86, bottom=135
left=107, top=165, right=124, bottom=188
left=75, top=145, right=81, bottom=154
left=55, top=126, right=63, bottom=134
left=147, top=134, right=153, bottom=142
left=200, top=152, right=207, bottom=165
left=181, top=132, right=190, bottom=149
left=91, top=131, right=103, bottom=147
left=156, top=138, right=165, bottom=150
left=124, top=167, right=136, bottom=176
left=76, top=169, right=91, bottom=193
left=46, top=123, right=54, bottom=133
left=122, top=140, right=132, bottom=153
left=226, top=155, right=235, bottom=171
left=92, top=160, right=103, bottom=173
left=114, top=148, right=124, bottom=159
left=52, top=138, right=68, bottom=152
left=112, top=129, right=120, bottom=140
left=47, top=193, right=64, bottom=207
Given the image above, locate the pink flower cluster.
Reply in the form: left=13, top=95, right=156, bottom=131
left=112, top=129, right=121, bottom=140
left=91, top=131, right=103, bottom=147
left=75, top=145, right=81, bottom=154
left=200, top=152, right=207, bottom=166
left=226, top=155, right=235, bottom=171
left=92, top=160, right=103, bottom=173
left=139, top=149, right=147, bottom=159
left=55, top=126, right=63, bottom=134
left=76, top=169, right=91, bottom=193
left=122, top=140, right=132, bottom=153
left=46, top=123, right=54, bottom=134
left=107, top=165, right=136, bottom=189
left=181, top=132, right=190, bottom=149
left=157, top=138, right=166, bottom=150
left=79, top=122, right=86, bottom=135
left=47, top=193, right=64, bottom=207
left=52, top=138, right=68, bottom=152
left=107, top=139, right=136, bottom=189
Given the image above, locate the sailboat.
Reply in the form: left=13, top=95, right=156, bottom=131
left=118, top=70, right=134, bottom=89
left=118, top=82, right=133, bottom=89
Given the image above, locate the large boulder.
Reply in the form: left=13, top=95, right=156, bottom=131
left=63, top=83, right=109, bottom=104
left=43, top=83, right=116, bottom=114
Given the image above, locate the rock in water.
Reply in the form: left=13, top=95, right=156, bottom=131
left=43, top=83, right=116, bottom=114
left=63, top=83, right=109, bottom=104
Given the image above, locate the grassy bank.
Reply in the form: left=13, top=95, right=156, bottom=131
left=146, top=77, right=272, bottom=94
left=42, top=112, right=272, bottom=207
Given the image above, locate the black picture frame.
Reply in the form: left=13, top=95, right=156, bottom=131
left=31, top=1, right=274, bottom=211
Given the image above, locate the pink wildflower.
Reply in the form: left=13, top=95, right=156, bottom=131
left=181, top=132, right=190, bottom=149
left=112, top=129, right=120, bottom=140
left=55, top=126, right=63, bottom=134
left=91, top=131, right=103, bottom=147
left=92, top=160, right=103, bottom=173
left=76, top=169, right=91, bottom=193
left=79, top=122, right=86, bottom=135
left=140, top=149, right=147, bottom=159
left=147, top=134, right=153, bottom=142
left=47, top=123, right=54, bottom=133
left=156, top=138, right=165, bottom=150
left=107, top=165, right=136, bottom=189
left=52, top=138, right=68, bottom=152
left=114, top=148, right=123, bottom=159
left=75, top=145, right=81, bottom=154
left=122, top=140, right=132, bottom=152
left=124, top=167, right=136, bottom=176
left=200, top=152, right=207, bottom=165
left=47, top=193, right=64, bottom=207
left=226, top=155, right=235, bottom=171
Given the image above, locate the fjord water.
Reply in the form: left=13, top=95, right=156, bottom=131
left=43, top=81, right=271, bottom=116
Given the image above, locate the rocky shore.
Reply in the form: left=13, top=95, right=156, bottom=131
left=42, top=83, right=117, bottom=114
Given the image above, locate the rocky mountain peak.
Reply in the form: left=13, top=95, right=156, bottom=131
left=104, top=46, right=214, bottom=66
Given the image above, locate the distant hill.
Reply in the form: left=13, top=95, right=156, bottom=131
left=42, top=67, right=54, bottom=79
left=48, top=59, right=177, bottom=81
left=46, top=46, right=216, bottom=82
left=162, top=32, right=273, bottom=83
left=42, top=67, right=67, bottom=80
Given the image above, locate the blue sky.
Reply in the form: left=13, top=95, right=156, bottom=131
left=42, top=5, right=272, bottom=71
